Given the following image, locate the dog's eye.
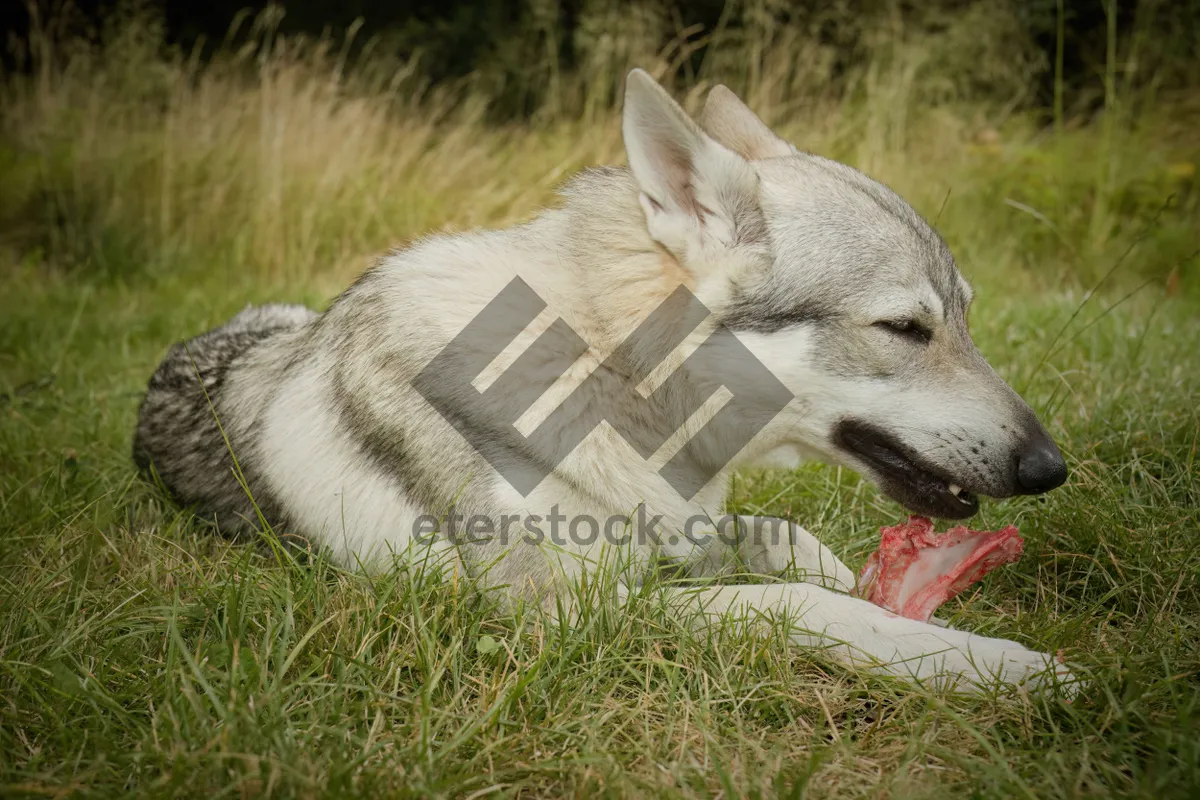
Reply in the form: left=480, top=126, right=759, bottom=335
left=875, top=319, right=932, bottom=343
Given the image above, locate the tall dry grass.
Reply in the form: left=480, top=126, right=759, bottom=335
left=0, top=1, right=1195, bottom=294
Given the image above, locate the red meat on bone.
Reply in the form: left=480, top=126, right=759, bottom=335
left=854, top=516, right=1024, bottom=622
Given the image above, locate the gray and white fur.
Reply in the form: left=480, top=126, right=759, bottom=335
left=134, top=71, right=1073, bottom=693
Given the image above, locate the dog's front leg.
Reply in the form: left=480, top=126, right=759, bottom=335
left=687, top=516, right=856, bottom=592
left=660, top=581, right=1074, bottom=693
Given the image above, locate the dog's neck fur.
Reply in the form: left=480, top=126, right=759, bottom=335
left=554, top=167, right=716, bottom=347
left=508, top=166, right=773, bottom=516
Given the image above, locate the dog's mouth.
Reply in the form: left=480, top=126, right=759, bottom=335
left=834, top=419, right=980, bottom=519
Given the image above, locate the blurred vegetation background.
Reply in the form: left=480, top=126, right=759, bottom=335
left=6, top=0, right=1200, bottom=117
left=0, top=0, right=1196, bottom=296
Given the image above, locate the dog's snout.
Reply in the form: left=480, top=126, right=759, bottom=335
left=1015, top=430, right=1067, bottom=495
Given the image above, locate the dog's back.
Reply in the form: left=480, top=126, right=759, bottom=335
left=133, top=304, right=317, bottom=535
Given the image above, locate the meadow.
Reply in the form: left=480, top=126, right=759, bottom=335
left=1, top=3, right=1198, bottom=797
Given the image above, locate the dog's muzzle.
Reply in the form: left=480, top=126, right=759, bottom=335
left=833, top=419, right=983, bottom=519
left=1013, top=429, right=1068, bottom=495
left=832, top=418, right=1067, bottom=519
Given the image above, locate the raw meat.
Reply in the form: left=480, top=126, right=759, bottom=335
left=854, top=516, right=1024, bottom=622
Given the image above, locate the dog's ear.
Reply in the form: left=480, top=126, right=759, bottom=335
left=699, top=85, right=795, bottom=161
left=623, top=69, right=762, bottom=265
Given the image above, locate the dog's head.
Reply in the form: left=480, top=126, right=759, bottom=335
left=621, top=70, right=1065, bottom=519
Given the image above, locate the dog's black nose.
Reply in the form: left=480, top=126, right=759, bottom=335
left=1016, top=433, right=1067, bottom=494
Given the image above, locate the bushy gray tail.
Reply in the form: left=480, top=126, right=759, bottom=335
left=133, top=304, right=317, bottom=535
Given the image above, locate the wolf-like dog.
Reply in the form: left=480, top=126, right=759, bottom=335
left=134, top=70, right=1073, bottom=693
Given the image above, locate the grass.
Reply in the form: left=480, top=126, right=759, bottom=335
left=2, top=4, right=1200, bottom=797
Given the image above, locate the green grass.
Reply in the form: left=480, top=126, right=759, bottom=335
left=2, top=257, right=1199, bottom=798
left=3, top=6, right=1200, bottom=797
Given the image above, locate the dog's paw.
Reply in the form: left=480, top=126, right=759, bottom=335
left=950, top=636, right=1082, bottom=698
left=1019, top=648, right=1085, bottom=699
left=865, top=611, right=1080, bottom=697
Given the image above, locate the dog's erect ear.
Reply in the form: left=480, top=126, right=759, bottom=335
left=622, top=69, right=762, bottom=264
left=699, top=85, right=795, bottom=161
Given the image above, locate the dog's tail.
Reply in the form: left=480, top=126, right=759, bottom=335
left=132, top=303, right=318, bottom=534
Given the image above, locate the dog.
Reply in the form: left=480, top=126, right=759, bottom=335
left=134, top=70, right=1073, bottom=693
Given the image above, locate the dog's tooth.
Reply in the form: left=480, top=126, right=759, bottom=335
left=948, top=483, right=962, bottom=497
